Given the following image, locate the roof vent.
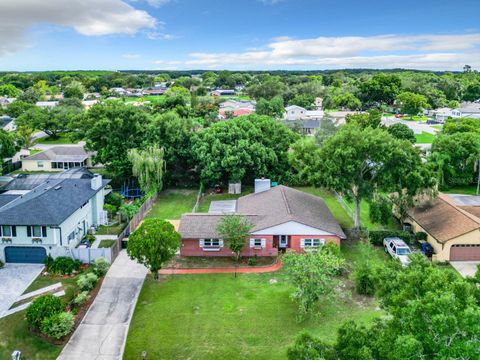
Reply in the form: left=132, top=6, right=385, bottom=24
left=54, top=186, right=62, bottom=190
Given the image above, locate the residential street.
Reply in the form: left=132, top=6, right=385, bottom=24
left=58, top=251, right=147, bottom=360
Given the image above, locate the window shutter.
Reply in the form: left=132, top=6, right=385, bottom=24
left=12, top=226, right=16, bottom=237
left=27, top=226, right=31, bottom=237
left=199, top=239, right=204, bottom=247
left=300, top=239, right=305, bottom=248
left=249, top=239, right=255, bottom=248
left=219, top=239, right=224, bottom=247
left=0, top=226, right=2, bottom=237
left=261, top=239, right=266, bottom=248
left=42, top=226, right=47, bottom=237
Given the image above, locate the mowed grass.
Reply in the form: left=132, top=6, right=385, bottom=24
left=35, top=133, right=76, bottom=144
left=415, top=132, right=436, bottom=144
left=147, top=189, right=197, bottom=220
left=0, top=311, right=62, bottom=360
left=442, top=185, right=479, bottom=195
left=124, top=242, right=384, bottom=360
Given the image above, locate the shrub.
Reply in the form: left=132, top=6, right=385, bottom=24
left=0, top=260, right=4, bottom=269
left=369, top=230, right=412, bottom=246
left=77, top=273, right=98, bottom=291
left=415, top=231, right=428, bottom=241
left=247, top=256, right=257, bottom=266
left=92, top=257, right=110, bottom=277
left=103, top=203, right=118, bottom=217
left=73, top=291, right=89, bottom=307
left=105, top=192, right=123, bottom=208
left=86, top=234, right=96, bottom=245
left=25, top=295, right=63, bottom=329
left=45, top=256, right=81, bottom=275
left=353, top=262, right=377, bottom=296
left=40, top=312, right=74, bottom=339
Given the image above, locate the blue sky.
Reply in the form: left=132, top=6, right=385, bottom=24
left=0, top=0, right=479, bottom=71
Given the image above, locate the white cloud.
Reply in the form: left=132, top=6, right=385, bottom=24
left=154, top=33, right=480, bottom=70
left=0, top=0, right=157, bottom=56
left=122, top=53, right=141, bottom=59
left=146, top=32, right=178, bottom=40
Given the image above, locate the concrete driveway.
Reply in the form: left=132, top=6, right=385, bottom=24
left=58, top=250, right=147, bottom=360
left=450, top=261, right=480, bottom=278
left=0, top=263, right=44, bottom=317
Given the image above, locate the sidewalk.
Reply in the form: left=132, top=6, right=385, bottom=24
left=158, top=260, right=281, bottom=275
left=58, top=250, right=147, bottom=360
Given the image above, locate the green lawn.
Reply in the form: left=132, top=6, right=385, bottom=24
left=415, top=132, right=436, bottom=144
left=442, top=185, right=479, bottom=195
left=124, top=242, right=384, bottom=360
left=98, top=239, right=116, bottom=248
left=403, top=115, right=429, bottom=121
left=147, top=189, right=197, bottom=220
left=35, top=133, right=76, bottom=144
left=95, top=222, right=126, bottom=235
left=431, top=124, right=443, bottom=130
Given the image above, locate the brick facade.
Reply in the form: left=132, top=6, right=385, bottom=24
left=180, top=234, right=341, bottom=257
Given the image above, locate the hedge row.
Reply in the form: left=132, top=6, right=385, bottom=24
left=368, top=230, right=413, bottom=246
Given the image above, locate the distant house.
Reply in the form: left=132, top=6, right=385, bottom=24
left=285, top=119, right=320, bottom=135
left=0, top=97, right=15, bottom=109
left=0, top=116, right=15, bottom=132
left=211, top=89, right=235, bottom=97
left=452, top=102, right=480, bottom=119
left=22, top=146, right=92, bottom=172
left=284, top=105, right=324, bottom=121
left=218, top=99, right=256, bottom=119
left=428, top=107, right=454, bottom=122
left=36, top=101, right=59, bottom=108
left=178, top=181, right=346, bottom=257
left=0, top=172, right=109, bottom=263
left=405, top=193, right=480, bottom=262
left=81, top=99, right=99, bottom=109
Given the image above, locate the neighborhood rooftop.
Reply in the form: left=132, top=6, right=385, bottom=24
left=0, top=177, right=109, bottom=226
left=179, top=185, right=346, bottom=239
left=23, top=146, right=89, bottom=162
left=408, top=193, right=480, bottom=243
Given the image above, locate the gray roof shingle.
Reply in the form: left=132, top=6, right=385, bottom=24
left=0, top=178, right=109, bottom=226
left=24, top=146, right=89, bottom=162
left=179, top=186, right=346, bottom=239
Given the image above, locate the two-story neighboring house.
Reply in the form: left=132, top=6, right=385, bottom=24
left=21, top=146, right=92, bottom=172
left=0, top=173, right=109, bottom=263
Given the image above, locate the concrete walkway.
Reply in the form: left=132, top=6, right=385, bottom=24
left=0, top=263, right=44, bottom=317
left=58, top=251, right=147, bottom=360
left=450, top=261, right=480, bottom=278
left=158, top=260, right=281, bottom=275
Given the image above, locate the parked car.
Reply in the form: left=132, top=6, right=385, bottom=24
left=395, top=113, right=404, bottom=118
left=383, top=237, right=412, bottom=266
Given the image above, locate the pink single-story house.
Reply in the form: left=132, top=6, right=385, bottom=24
left=178, top=182, right=346, bottom=257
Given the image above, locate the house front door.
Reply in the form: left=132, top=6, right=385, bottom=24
left=279, top=235, right=289, bottom=248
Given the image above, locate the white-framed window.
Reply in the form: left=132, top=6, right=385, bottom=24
left=68, top=231, right=75, bottom=243
left=0, top=225, right=16, bottom=237
left=301, top=238, right=325, bottom=248
left=37, top=161, right=44, bottom=168
left=249, top=238, right=266, bottom=248
left=200, top=239, right=224, bottom=248
left=27, top=226, right=47, bottom=238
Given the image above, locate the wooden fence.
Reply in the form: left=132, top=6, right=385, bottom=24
left=117, top=192, right=159, bottom=244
